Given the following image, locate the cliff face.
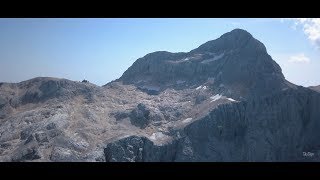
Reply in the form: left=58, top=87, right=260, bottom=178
left=182, top=87, right=320, bottom=161
left=105, top=87, right=320, bottom=162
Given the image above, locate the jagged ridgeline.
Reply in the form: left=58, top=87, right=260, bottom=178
left=0, top=29, right=320, bottom=162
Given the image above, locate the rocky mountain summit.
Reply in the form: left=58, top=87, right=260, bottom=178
left=1, top=29, right=320, bottom=162
left=117, top=29, right=292, bottom=100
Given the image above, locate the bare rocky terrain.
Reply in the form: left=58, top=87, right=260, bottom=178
left=1, top=29, right=320, bottom=162
left=309, top=85, right=320, bottom=93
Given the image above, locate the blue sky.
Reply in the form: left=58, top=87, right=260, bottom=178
left=0, top=18, right=319, bottom=86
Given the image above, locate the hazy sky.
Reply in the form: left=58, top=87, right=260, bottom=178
left=0, top=18, right=319, bottom=87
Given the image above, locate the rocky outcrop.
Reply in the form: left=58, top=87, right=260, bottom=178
left=104, top=136, right=178, bottom=162
left=11, top=146, right=41, bottom=162
left=0, top=97, right=6, bottom=109
left=0, top=77, right=104, bottom=108
left=128, top=103, right=165, bottom=128
left=129, top=103, right=151, bottom=128
left=104, top=87, right=320, bottom=162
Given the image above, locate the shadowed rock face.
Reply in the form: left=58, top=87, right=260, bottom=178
left=129, top=103, right=151, bottom=128
left=104, top=136, right=178, bottom=162
left=0, top=29, right=320, bottom=162
left=117, top=29, right=288, bottom=99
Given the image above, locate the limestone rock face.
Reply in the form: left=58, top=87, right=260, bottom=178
left=0, top=29, right=320, bottom=162
left=181, top=87, right=320, bottom=161
left=118, top=29, right=289, bottom=99
left=105, top=88, right=320, bottom=162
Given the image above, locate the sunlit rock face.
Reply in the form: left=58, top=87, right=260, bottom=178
left=1, top=29, right=319, bottom=162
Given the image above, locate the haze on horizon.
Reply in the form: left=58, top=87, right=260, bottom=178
left=0, top=18, right=319, bottom=87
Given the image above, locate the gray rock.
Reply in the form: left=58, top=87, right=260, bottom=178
left=0, top=142, right=11, bottom=149
left=181, top=88, right=320, bottom=161
left=117, top=29, right=288, bottom=100
left=20, top=127, right=34, bottom=140
left=112, top=111, right=129, bottom=121
left=104, top=136, right=144, bottom=162
left=46, top=122, right=57, bottom=130
left=129, top=103, right=151, bottom=128
left=309, top=85, right=320, bottom=93
left=1, top=29, right=320, bottom=162
left=3, top=77, right=104, bottom=107
left=24, top=134, right=35, bottom=145
left=47, top=129, right=63, bottom=138
left=35, top=131, right=49, bottom=144
left=104, top=136, right=178, bottom=162
left=0, top=97, right=6, bottom=109
left=195, top=94, right=207, bottom=104
left=50, top=147, right=80, bottom=162
left=103, top=87, right=320, bottom=162
left=149, top=109, right=165, bottom=122
left=11, top=146, right=41, bottom=162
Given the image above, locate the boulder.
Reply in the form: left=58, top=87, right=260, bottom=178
left=11, top=146, right=41, bottom=162
left=35, top=131, right=49, bottom=144
left=129, top=103, right=151, bottom=128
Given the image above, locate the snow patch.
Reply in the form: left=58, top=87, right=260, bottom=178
left=226, top=98, right=236, bottom=102
left=196, top=85, right=207, bottom=90
left=149, top=132, right=165, bottom=141
left=177, top=54, right=203, bottom=63
left=182, top=118, right=192, bottom=123
left=210, top=94, right=222, bottom=102
left=177, top=57, right=192, bottom=62
left=176, top=80, right=185, bottom=84
left=201, top=53, right=225, bottom=64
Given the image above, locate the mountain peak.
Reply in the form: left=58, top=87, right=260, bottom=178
left=192, top=28, right=266, bottom=54
left=229, top=28, right=252, bottom=35
left=118, top=29, right=286, bottom=98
